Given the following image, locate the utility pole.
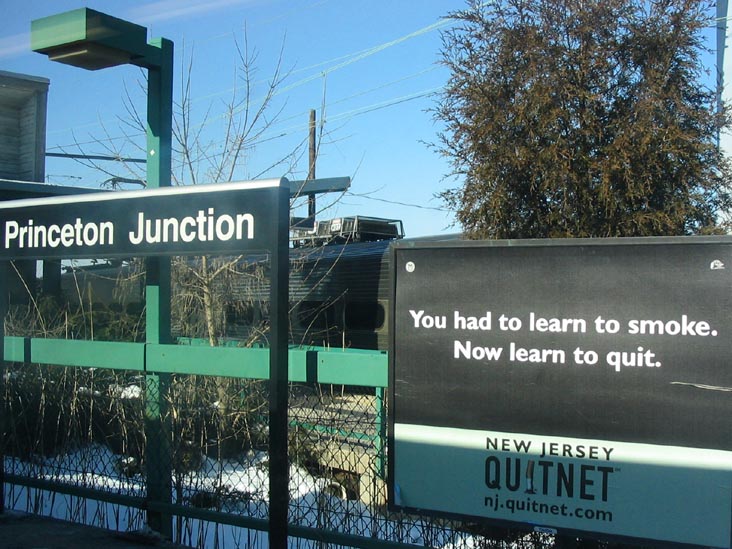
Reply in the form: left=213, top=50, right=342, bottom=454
left=308, top=109, right=316, bottom=222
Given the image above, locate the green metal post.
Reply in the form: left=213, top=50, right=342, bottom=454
left=144, top=38, right=173, bottom=191
left=29, top=9, right=176, bottom=537
left=143, top=36, right=174, bottom=540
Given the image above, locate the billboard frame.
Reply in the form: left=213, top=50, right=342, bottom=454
left=388, top=235, right=732, bottom=549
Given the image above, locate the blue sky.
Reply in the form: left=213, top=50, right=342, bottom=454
left=1, top=1, right=725, bottom=238
left=1, top=0, right=461, bottom=237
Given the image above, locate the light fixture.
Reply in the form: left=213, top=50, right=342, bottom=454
left=31, top=8, right=155, bottom=70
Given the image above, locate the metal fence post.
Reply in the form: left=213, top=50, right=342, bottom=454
left=375, top=387, right=387, bottom=479
left=268, top=183, right=290, bottom=548
left=144, top=36, right=174, bottom=540
left=144, top=371, right=171, bottom=535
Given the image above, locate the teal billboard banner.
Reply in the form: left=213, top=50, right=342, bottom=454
left=389, top=237, right=732, bottom=548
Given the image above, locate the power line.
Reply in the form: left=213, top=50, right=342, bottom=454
left=195, top=85, right=442, bottom=157
left=187, top=17, right=450, bottom=106
left=345, top=191, right=448, bottom=212
left=46, top=152, right=146, bottom=163
left=47, top=84, right=440, bottom=184
left=326, top=88, right=441, bottom=123
left=43, top=15, right=450, bottom=181
left=166, top=23, right=447, bottom=135
left=46, top=81, right=442, bottom=156
left=46, top=14, right=450, bottom=142
left=175, top=64, right=441, bottom=142
left=229, top=75, right=442, bottom=144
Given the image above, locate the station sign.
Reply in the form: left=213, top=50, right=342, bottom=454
left=0, top=179, right=288, bottom=259
left=389, top=237, right=732, bottom=548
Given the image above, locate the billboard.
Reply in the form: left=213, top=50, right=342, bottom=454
left=389, top=237, right=732, bottom=548
left=0, top=179, right=287, bottom=259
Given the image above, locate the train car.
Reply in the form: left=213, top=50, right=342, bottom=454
left=225, top=216, right=402, bottom=349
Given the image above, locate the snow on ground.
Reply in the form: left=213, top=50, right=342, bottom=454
left=3, top=444, right=491, bottom=548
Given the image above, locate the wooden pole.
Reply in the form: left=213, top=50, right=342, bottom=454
left=307, top=109, right=316, bottom=221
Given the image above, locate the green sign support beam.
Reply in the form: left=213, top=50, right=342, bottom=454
left=141, top=36, right=174, bottom=538
left=28, top=10, right=294, bottom=546
left=31, top=8, right=172, bottom=540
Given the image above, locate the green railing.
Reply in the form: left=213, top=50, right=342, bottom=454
left=4, top=337, right=387, bottom=384
left=1, top=337, right=405, bottom=548
left=5, top=336, right=388, bottom=382
left=1, top=337, right=549, bottom=548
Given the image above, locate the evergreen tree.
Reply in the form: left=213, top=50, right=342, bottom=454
left=435, top=0, right=732, bottom=238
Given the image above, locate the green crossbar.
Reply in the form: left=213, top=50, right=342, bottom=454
left=3, top=337, right=388, bottom=387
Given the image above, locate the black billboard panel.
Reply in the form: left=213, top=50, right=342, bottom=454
left=389, top=237, right=732, bottom=548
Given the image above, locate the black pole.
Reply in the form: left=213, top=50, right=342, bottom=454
left=307, top=109, right=316, bottom=221
left=0, top=262, right=5, bottom=514
left=268, top=182, right=290, bottom=548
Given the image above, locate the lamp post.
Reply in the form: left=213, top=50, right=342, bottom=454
left=31, top=8, right=174, bottom=538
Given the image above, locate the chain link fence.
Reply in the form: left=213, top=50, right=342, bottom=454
left=2, top=363, right=147, bottom=531
left=1, top=357, right=565, bottom=549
